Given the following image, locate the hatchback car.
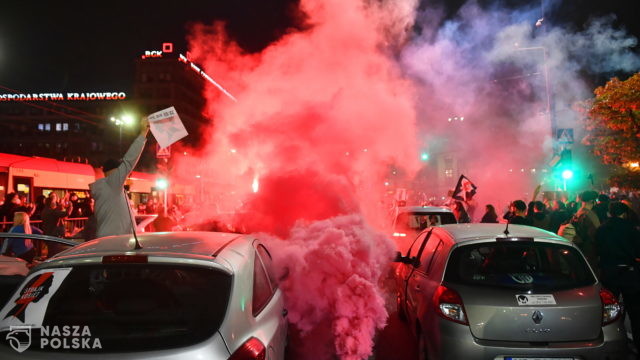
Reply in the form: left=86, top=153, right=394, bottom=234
left=392, top=206, right=457, bottom=238
left=394, top=223, right=629, bottom=360
left=0, top=231, right=287, bottom=359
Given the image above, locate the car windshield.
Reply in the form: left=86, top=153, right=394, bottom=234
left=1, top=264, right=231, bottom=352
left=444, top=241, right=596, bottom=291
left=395, top=212, right=457, bottom=232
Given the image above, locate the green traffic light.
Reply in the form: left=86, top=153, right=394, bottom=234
left=420, top=152, right=429, bottom=161
left=561, top=169, right=574, bottom=180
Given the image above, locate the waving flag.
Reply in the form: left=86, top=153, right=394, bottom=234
left=452, top=175, right=477, bottom=202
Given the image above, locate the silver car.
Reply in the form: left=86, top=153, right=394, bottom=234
left=394, top=223, right=629, bottom=360
left=0, top=232, right=288, bottom=359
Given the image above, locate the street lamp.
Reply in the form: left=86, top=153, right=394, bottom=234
left=514, top=46, right=552, bottom=136
left=110, top=114, right=134, bottom=152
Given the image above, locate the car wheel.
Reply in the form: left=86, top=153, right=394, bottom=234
left=397, top=293, right=407, bottom=322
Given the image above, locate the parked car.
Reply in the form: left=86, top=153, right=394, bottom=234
left=394, top=223, right=629, bottom=360
left=0, top=231, right=288, bottom=359
left=0, top=233, right=78, bottom=305
left=391, top=206, right=457, bottom=252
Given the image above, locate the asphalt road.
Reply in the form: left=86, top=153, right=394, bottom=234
left=371, top=309, right=418, bottom=360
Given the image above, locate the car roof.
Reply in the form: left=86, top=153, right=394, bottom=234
left=397, top=206, right=453, bottom=214
left=436, top=223, right=568, bottom=244
left=54, top=231, right=246, bottom=260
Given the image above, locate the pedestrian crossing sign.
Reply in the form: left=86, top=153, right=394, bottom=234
left=556, top=128, right=574, bottom=144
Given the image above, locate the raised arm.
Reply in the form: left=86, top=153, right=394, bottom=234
left=106, top=117, right=149, bottom=188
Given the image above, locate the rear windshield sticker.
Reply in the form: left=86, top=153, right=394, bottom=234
left=516, top=294, right=556, bottom=306
left=509, top=273, right=533, bottom=284
left=0, top=268, right=72, bottom=330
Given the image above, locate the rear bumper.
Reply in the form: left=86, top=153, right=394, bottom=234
left=426, top=319, right=629, bottom=360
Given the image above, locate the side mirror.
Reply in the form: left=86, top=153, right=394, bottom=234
left=393, top=251, right=417, bottom=266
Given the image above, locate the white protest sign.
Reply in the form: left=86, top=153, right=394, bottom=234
left=0, top=268, right=73, bottom=330
left=148, top=106, right=188, bottom=149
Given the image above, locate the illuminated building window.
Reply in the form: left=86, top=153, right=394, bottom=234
left=38, top=123, right=44, bottom=131
left=63, top=123, right=69, bottom=131
left=445, top=169, right=453, bottom=178
left=56, top=123, right=62, bottom=131
left=45, top=124, right=51, bottom=131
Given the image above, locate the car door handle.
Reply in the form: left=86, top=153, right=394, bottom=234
left=282, top=309, right=288, bottom=317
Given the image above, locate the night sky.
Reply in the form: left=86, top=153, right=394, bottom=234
left=0, top=0, right=637, bottom=92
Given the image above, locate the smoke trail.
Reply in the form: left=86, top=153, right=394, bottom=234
left=260, top=215, right=395, bottom=360
left=179, top=0, right=419, bottom=358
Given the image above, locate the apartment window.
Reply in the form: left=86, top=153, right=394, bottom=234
left=445, top=169, right=453, bottom=178
left=45, top=123, right=51, bottom=131
left=38, top=123, right=44, bottom=131
left=63, top=123, right=69, bottom=131
left=56, top=123, right=62, bottom=131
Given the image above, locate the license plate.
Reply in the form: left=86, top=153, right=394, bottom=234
left=505, top=358, right=574, bottom=360
left=515, top=294, right=556, bottom=306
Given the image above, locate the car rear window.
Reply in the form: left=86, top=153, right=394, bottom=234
left=25, top=264, right=231, bottom=352
left=396, top=212, right=457, bottom=232
left=444, top=242, right=596, bottom=291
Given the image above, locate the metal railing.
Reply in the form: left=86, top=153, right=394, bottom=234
left=0, top=217, right=88, bottom=236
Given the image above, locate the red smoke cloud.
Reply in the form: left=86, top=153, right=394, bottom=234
left=259, top=215, right=395, bottom=360
left=177, top=0, right=420, bottom=358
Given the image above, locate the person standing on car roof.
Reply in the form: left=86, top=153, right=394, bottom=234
left=90, top=117, right=149, bottom=238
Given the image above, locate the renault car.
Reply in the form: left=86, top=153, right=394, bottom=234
left=394, top=223, right=629, bottom=359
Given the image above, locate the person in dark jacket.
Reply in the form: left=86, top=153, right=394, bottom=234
left=593, top=193, right=610, bottom=223
left=0, top=193, right=29, bottom=230
left=596, top=201, right=640, bottom=355
left=509, top=200, right=531, bottom=226
left=549, top=200, right=571, bottom=234
left=480, top=204, right=499, bottom=223
left=530, top=201, right=551, bottom=231
left=41, top=194, right=72, bottom=237
left=452, top=201, right=471, bottom=223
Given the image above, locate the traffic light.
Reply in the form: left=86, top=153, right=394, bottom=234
left=420, top=152, right=429, bottom=161
left=561, top=169, right=574, bottom=180
left=155, top=178, right=169, bottom=190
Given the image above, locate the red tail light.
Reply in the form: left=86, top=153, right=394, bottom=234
left=229, top=337, right=265, bottom=360
left=600, top=288, right=622, bottom=325
left=433, top=285, right=468, bottom=325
